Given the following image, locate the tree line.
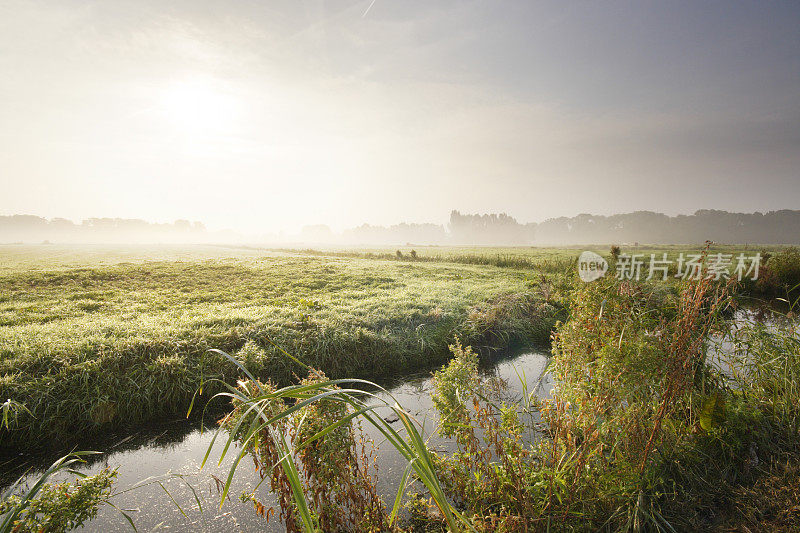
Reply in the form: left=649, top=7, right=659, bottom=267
left=3, top=209, right=800, bottom=245
left=0, top=215, right=209, bottom=244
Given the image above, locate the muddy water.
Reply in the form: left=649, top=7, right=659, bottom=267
left=5, top=351, right=553, bottom=532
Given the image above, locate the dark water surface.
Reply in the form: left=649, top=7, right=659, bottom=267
left=4, top=351, right=553, bottom=532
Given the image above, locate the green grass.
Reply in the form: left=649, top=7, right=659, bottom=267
left=0, top=245, right=563, bottom=449
left=0, top=242, right=788, bottom=449
left=210, top=275, right=800, bottom=532
left=3, top=244, right=798, bottom=531
left=274, top=243, right=781, bottom=261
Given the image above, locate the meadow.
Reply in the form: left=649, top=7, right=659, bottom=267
left=1, top=243, right=799, bottom=531
left=0, top=244, right=565, bottom=450
left=1, top=242, right=792, bottom=451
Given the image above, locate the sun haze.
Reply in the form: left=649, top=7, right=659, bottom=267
left=1, top=1, right=799, bottom=234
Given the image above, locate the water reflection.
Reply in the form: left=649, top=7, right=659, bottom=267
left=4, top=351, right=552, bottom=532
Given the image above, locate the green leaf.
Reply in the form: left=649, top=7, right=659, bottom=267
left=699, top=391, right=725, bottom=432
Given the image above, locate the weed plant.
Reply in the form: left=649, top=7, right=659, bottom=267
left=0, top=452, right=116, bottom=533
left=210, top=273, right=800, bottom=531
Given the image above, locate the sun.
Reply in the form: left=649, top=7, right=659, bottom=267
left=157, top=79, right=240, bottom=134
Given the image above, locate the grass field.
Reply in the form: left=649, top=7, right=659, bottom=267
left=0, top=242, right=790, bottom=450
left=0, top=244, right=565, bottom=449
left=2, top=243, right=799, bottom=532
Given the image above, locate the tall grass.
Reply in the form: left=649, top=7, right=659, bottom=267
left=717, top=302, right=800, bottom=438
left=285, top=247, right=578, bottom=273
left=200, top=348, right=474, bottom=532
left=203, top=274, right=800, bottom=531
left=0, top=256, right=563, bottom=450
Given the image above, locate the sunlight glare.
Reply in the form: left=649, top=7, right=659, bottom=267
left=158, top=79, right=240, bottom=134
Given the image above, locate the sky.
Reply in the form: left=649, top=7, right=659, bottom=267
left=1, top=0, right=799, bottom=233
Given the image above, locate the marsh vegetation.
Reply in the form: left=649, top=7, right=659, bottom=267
left=1, top=244, right=798, bottom=532
left=209, top=274, right=799, bottom=531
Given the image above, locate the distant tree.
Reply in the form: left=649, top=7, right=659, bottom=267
left=396, top=250, right=403, bottom=260
left=50, top=218, right=76, bottom=229
left=301, top=224, right=334, bottom=243
left=174, top=219, right=191, bottom=231
left=341, top=223, right=446, bottom=245
left=410, top=250, right=417, bottom=260
left=535, top=209, right=800, bottom=245
left=448, top=210, right=530, bottom=245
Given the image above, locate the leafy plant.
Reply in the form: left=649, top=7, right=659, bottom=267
left=0, top=399, right=31, bottom=430
left=760, top=247, right=800, bottom=299
left=200, top=348, right=475, bottom=532
left=0, top=452, right=116, bottom=533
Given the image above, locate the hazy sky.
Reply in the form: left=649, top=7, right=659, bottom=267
left=1, top=1, right=798, bottom=233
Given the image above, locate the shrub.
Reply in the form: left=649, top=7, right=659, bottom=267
left=220, top=372, right=389, bottom=532
left=0, top=455, right=116, bottom=533
left=429, top=340, right=534, bottom=524
left=760, top=247, right=800, bottom=297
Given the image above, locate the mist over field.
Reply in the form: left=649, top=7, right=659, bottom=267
left=3, top=209, right=800, bottom=246
left=2, top=2, right=799, bottom=235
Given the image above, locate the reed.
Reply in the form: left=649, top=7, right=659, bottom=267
left=200, top=348, right=474, bottom=532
